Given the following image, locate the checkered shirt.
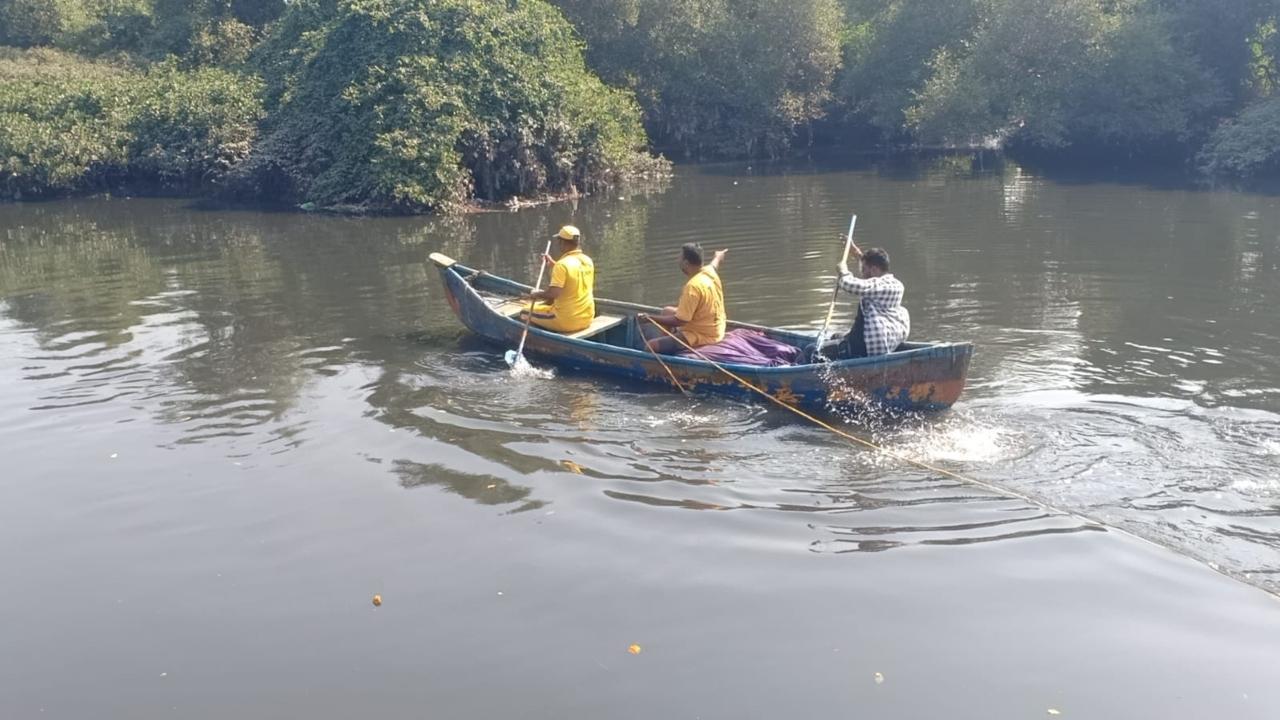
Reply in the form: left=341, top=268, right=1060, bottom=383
left=837, top=272, right=911, bottom=355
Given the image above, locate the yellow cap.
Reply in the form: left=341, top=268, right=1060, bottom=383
left=554, top=225, right=581, bottom=241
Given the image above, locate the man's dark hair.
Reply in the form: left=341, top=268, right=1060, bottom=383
left=681, top=242, right=704, bottom=266
left=863, top=247, right=890, bottom=272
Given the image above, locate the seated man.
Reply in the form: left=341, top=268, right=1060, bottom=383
left=524, top=225, right=595, bottom=334
left=637, top=243, right=727, bottom=354
left=810, top=244, right=910, bottom=361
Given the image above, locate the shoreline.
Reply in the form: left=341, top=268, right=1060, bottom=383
left=5, top=148, right=1279, bottom=215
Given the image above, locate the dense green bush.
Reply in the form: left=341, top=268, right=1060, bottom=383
left=0, top=48, right=132, bottom=198
left=905, top=0, right=1220, bottom=153
left=836, top=0, right=982, bottom=142
left=552, top=0, right=844, bottom=158
left=0, top=48, right=263, bottom=199
left=147, top=0, right=284, bottom=61
left=0, top=0, right=151, bottom=53
left=0, top=0, right=59, bottom=46
left=126, top=63, right=264, bottom=187
left=1155, top=0, right=1274, bottom=107
left=4, top=0, right=1280, bottom=200
left=0, top=0, right=282, bottom=61
left=234, top=0, right=655, bottom=213
left=1199, top=95, right=1280, bottom=179
left=1253, top=18, right=1278, bottom=95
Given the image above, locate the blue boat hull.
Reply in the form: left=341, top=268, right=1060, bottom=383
left=431, top=253, right=972, bottom=412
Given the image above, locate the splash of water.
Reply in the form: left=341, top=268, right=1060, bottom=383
left=812, top=357, right=1021, bottom=466
left=810, top=331, right=831, bottom=362
left=1229, top=477, right=1277, bottom=493
left=508, top=354, right=555, bottom=380
left=816, top=359, right=878, bottom=421
left=890, top=419, right=1021, bottom=464
left=643, top=409, right=733, bottom=428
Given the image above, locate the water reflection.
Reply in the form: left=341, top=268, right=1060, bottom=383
left=392, top=460, right=544, bottom=513
left=1, top=157, right=1279, bottom=593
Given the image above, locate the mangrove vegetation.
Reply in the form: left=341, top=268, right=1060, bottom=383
left=2, top=0, right=1279, bottom=211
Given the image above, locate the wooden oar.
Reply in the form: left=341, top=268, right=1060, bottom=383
left=505, top=238, right=555, bottom=368
left=816, top=214, right=857, bottom=350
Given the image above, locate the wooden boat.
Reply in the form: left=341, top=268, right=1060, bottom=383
left=430, top=253, right=973, bottom=412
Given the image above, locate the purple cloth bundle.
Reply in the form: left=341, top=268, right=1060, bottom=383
left=678, top=329, right=802, bottom=367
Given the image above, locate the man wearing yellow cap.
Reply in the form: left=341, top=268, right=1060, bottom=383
left=524, top=225, right=595, bottom=334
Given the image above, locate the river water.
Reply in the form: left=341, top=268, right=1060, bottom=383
left=2, top=156, right=1279, bottom=719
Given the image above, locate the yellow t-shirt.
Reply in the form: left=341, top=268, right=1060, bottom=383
left=547, top=248, right=595, bottom=332
left=675, top=266, right=725, bottom=347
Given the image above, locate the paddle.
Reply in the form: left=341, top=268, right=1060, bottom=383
left=815, top=214, right=857, bottom=353
left=505, top=238, right=555, bottom=369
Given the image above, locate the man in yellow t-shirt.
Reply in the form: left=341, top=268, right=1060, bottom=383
left=638, top=243, right=727, bottom=354
left=524, top=225, right=595, bottom=334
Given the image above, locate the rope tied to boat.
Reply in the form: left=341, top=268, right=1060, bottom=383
left=640, top=317, right=1079, bottom=516
left=642, top=335, right=690, bottom=396
left=640, top=317, right=1280, bottom=601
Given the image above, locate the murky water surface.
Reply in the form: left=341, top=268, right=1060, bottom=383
left=2, top=157, right=1279, bottom=719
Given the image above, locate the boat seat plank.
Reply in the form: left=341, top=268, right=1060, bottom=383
left=566, top=314, right=625, bottom=339
left=489, top=299, right=626, bottom=339
left=492, top=299, right=528, bottom=317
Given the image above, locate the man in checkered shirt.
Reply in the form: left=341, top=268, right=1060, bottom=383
left=808, top=244, right=910, bottom=361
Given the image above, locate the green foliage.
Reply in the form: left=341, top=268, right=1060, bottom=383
left=0, top=0, right=154, bottom=53
left=1154, top=0, right=1275, bottom=105
left=907, top=0, right=1221, bottom=152
left=830, top=0, right=1279, bottom=171
left=0, top=0, right=79, bottom=47
left=236, top=0, right=655, bottom=213
left=552, top=0, right=844, bottom=158
left=836, top=0, right=983, bottom=141
left=185, top=17, right=256, bottom=66
left=0, top=48, right=132, bottom=197
left=147, top=0, right=282, bottom=56
left=1251, top=18, right=1278, bottom=94
left=148, top=0, right=284, bottom=60
left=1199, top=95, right=1280, bottom=178
left=4, top=0, right=1280, bottom=198
left=126, top=62, right=264, bottom=186
left=1069, top=8, right=1222, bottom=147
left=0, top=0, right=285, bottom=60
left=0, top=47, right=263, bottom=199
left=80, top=2, right=156, bottom=55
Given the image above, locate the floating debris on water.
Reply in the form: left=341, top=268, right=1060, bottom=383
left=627, top=644, right=642, bottom=655
left=372, top=594, right=382, bottom=607
left=873, top=672, right=884, bottom=685
left=560, top=460, right=584, bottom=474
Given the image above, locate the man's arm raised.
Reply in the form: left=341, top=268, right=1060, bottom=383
left=708, top=248, right=728, bottom=271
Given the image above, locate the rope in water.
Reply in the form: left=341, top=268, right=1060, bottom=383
left=642, top=318, right=1280, bottom=601
left=641, top=318, right=1090, bottom=521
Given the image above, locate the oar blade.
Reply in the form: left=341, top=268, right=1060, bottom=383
left=504, top=349, right=519, bottom=367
